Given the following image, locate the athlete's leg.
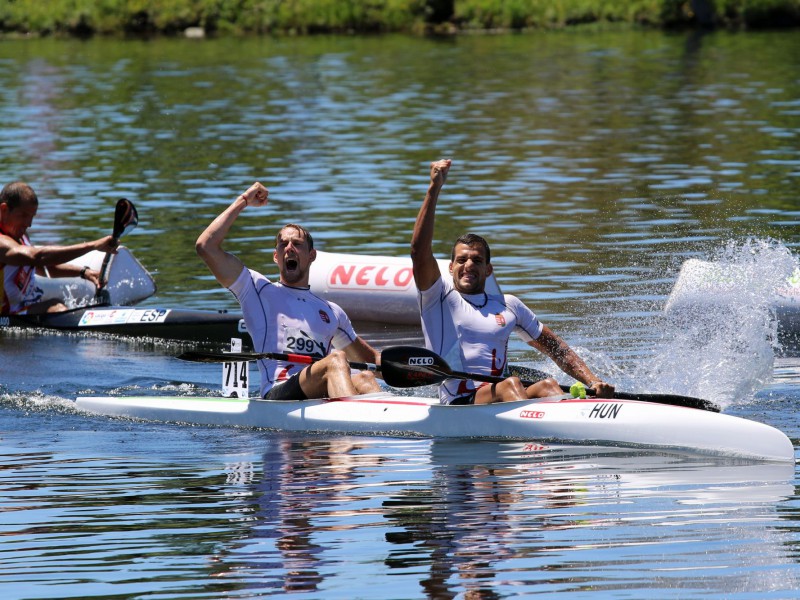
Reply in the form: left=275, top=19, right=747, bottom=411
left=351, top=370, right=380, bottom=394
left=472, top=377, right=527, bottom=404
left=298, top=350, right=359, bottom=398
left=524, top=377, right=563, bottom=398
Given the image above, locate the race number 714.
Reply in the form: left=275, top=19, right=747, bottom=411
left=222, top=338, right=250, bottom=398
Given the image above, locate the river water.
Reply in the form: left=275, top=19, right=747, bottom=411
left=1, top=30, right=799, bottom=599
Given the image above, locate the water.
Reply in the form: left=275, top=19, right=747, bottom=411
left=1, top=30, right=800, bottom=598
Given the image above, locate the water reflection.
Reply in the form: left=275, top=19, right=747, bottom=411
left=210, top=437, right=391, bottom=594
left=207, top=438, right=795, bottom=597
left=381, top=442, right=795, bottom=597
left=0, top=441, right=256, bottom=598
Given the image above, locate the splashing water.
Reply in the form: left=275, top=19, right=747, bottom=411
left=645, top=238, right=799, bottom=406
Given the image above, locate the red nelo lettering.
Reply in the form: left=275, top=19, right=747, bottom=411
left=375, top=266, right=389, bottom=286
left=393, top=267, right=413, bottom=287
left=356, top=266, right=375, bottom=285
left=330, top=265, right=355, bottom=285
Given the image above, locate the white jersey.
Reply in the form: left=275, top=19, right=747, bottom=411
left=419, top=276, right=544, bottom=404
left=0, top=234, right=43, bottom=315
left=229, top=267, right=358, bottom=398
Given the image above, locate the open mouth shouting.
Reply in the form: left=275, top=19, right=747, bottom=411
left=280, top=251, right=308, bottom=285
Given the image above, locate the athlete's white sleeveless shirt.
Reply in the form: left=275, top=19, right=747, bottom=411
left=230, top=267, right=358, bottom=398
left=419, top=276, right=543, bottom=404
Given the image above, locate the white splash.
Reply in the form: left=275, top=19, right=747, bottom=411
left=649, top=238, right=799, bottom=406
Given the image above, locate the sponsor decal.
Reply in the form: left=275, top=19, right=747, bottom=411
left=408, top=356, right=434, bottom=366
left=495, top=313, right=506, bottom=327
left=406, top=372, right=431, bottom=382
left=328, top=263, right=414, bottom=291
left=523, top=443, right=547, bottom=452
left=588, top=403, right=622, bottom=419
left=520, top=410, right=545, bottom=419
left=319, top=309, right=330, bottom=323
left=135, top=308, right=169, bottom=322
left=78, top=308, right=170, bottom=327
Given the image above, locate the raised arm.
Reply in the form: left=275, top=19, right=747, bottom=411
left=196, top=182, right=268, bottom=288
left=410, top=159, right=451, bottom=292
left=528, top=326, right=615, bottom=397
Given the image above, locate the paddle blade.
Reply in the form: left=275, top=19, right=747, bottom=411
left=113, top=198, right=138, bottom=239
left=380, top=346, right=453, bottom=388
left=608, top=391, right=720, bottom=412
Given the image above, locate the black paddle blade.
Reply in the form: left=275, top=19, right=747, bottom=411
left=113, top=198, right=138, bottom=239
left=609, top=391, right=720, bottom=412
left=380, top=346, right=453, bottom=388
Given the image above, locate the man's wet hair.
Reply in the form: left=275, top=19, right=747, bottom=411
left=0, top=182, right=38, bottom=210
left=275, top=223, right=314, bottom=250
left=451, top=233, right=490, bottom=263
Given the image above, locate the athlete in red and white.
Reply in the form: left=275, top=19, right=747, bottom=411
left=0, top=182, right=117, bottom=315
left=411, top=159, right=615, bottom=405
left=197, top=182, right=381, bottom=400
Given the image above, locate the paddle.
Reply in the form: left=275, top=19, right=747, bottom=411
left=380, top=346, right=720, bottom=412
left=178, top=345, right=720, bottom=412
left=505, top=363, right=720, bottom=412
left=178, top=349, right=380, bottom=374
left=95, top=198, right=139, bottom=304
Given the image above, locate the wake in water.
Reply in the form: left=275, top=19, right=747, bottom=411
left=643, top=238, right=799, bottom=406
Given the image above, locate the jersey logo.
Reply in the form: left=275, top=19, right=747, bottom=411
left=495, top=313, right=506, bottom=327
left=319, top=310, right=330, bottom=323
left=491, top=348, right=505, bottom=377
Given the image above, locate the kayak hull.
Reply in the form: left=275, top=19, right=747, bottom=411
left=75, top=393, right=795, bottom=462
left=3, top=306, right=248, bottom=346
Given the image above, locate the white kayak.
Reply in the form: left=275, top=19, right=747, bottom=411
left=75, top=392, right=795, bottom=462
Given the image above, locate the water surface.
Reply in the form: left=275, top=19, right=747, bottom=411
left=1, top=30, right=799, bottom=599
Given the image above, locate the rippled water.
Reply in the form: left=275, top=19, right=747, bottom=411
left=1, top=30, right=799, bottom=598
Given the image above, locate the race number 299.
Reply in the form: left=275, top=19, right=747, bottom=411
left=222, top=338, right=250, bottom=398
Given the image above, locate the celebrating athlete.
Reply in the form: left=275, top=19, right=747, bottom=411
left=196, top=182, right=381, bottom=400
left=410, top=160, right=614, bottom=405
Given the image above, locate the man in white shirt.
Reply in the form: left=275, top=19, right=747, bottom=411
left=410, top=160, right=614, bottom=405
left=196, top=182, right=380, bottom=400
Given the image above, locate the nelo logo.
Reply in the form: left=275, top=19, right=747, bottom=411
left=319, top=310, right=330, bottom=323
left=328, top=263, right=414, bottom=291
left=520, top=410, right=545, bottom=419
left=408, top=357, right=434, bottom=366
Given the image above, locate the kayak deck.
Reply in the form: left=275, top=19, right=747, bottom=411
left=74, top=392, right=796, bottom=462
